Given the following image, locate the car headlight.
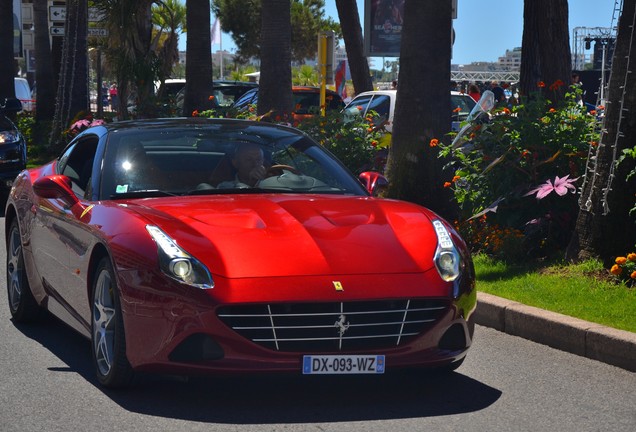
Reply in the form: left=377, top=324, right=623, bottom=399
left=432, top=220, right=461, bottom=282
left=0, top=131, right=20, bottom=144
left=146, top=225, right=214, bottom=289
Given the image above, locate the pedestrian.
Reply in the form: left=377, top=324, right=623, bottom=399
left=468, top=83, right=481, bottom=102
left=109, top=84, right=119, bottom=111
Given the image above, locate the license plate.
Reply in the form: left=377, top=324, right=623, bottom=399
left=302, top=355, right=385, bottom=374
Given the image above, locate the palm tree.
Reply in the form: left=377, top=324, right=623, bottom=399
left=258, top=0, right=293, bottom=118
left=183, top=0, right=213, bottom=116
left=50, top=0, right=89, bottom=149
left=0, top=0, right=16, bottom=101
left=152, top=0, right=187, bottom=92
left=335, top=0, right=373, bottom=94
left=96, top=0, right=156, bottom=118
left=566, top=0, right=636, bottom=263
left=519, top=0, right=571, bottom=101
left=33, top=0, right=55, bottom=121
left=385, top=0, right=455, bottom=218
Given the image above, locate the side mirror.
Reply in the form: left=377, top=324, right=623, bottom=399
left=33, top=175, right=80, bottom=208
left=1, top=98, right=23, bottom=113
left=359, top=171, right=388, bottom=197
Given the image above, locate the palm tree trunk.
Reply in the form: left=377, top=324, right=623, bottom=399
left=50, top=0, right=89, bottom=150
left=335, top=0, right=373, bottom=95
left=0, top=0, right=16, bottom=100
left=566, top=0, right=636, bottom=263
left=386, top=0, right=456, bottom=219
left=183, top=0, right=214, bottom=116
left=519, top=0, right=571, bottom=101
left=258, top=0, right=293, bottom=118
left=33, top=0, right=56, bottom=121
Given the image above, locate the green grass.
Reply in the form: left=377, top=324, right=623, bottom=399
left=473, top=254, right=636, bottom=333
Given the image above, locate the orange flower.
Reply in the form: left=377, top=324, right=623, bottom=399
left=429, top=138, right=439, bottom=147
left=627, top=253, right=636, bottom=261
left=443, top=182, right=452, bottom=188
left=631, top=271, right=636, bottom=279
left=371, top=140, right=378, bottom=148
left=453, top=106, right=461, bottom=113
left=597, top=105, right=605, bottom=110
left=452, top=175, right=461, bottom=182
left=356, top=106, right=363, bottom=111
left=549, top=108, right=556, bottom=113
left=590, top=141, right=598, bottom=147
left=590, top=110, right=597, bottom=115
left=615, top=256, right=627, bottom=265
left=208, top=95, right=215, bottom=100
left=192, top=109, right=199, bottom=117
left=502, top=107, right=511, bottom=115
left=537, top=81, right=546, bottom=88
left=610, top=264, right=622, bottom=275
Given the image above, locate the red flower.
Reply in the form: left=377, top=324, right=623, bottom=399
left=443, top=182, right=452, bottom=188
left=429, top=138, right=439, bottom=147
left=537, top=81, right=546, bottom=88
left=192, top=110, right=199, bottom=117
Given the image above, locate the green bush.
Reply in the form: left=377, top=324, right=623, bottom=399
left=439, top=83, right=601, bottom=257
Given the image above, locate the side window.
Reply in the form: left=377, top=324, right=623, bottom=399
left=58, top=136, right=99, bottom=199
left=233, top=90, right=257, bottom=109
left=367, top=95, right=391, bottom=127
left=343, top=94, right=373, bottom=122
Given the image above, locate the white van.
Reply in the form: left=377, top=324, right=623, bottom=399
left=14, top=78, right=34, bottom=112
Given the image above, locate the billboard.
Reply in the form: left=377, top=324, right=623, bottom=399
left=364, top=0, right=404, bottom=57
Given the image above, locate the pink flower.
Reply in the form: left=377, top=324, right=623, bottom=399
left=525, top=175, right=579, bottom=200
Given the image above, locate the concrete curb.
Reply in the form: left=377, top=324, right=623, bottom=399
left=474, top=292, right=636, bottom=372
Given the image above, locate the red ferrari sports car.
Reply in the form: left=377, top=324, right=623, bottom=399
left=5, top=118, right=475, bottom=388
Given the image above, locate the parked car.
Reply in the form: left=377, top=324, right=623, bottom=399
left=158, top=79, right=258, bottom=111
left=0, top=98, right=27, bottom=190
left=232, top=86, right=345, bottom=121
left=342, top=90, right=477, bottom=133
left=5, top=117, right=475, bottom=388
left=14, top=77, right=35, bottom=112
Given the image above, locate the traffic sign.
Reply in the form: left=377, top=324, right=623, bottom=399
left=50, top=26, right=65, bottom=37
left=49, top=6, right=65, bottom=22
left=49, top=7, right=105, bottom=23
left=88, top=28, right=109, bottom=37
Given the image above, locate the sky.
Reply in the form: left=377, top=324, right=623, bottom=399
left=194, top=0, right=618, bottom=67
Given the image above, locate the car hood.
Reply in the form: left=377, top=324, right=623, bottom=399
left=128, top=195, right=440, bottom=278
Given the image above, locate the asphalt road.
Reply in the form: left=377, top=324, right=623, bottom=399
left=0, top=217, right=635, bottom=432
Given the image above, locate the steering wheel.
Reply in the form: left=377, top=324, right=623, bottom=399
left=265, top=164, right=302, bottom=177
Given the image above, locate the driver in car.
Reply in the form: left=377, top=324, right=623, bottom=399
left=217, top=142, right=267, bottom=188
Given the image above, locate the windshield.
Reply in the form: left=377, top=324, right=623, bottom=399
left=100, top=121, right=368, bottom=199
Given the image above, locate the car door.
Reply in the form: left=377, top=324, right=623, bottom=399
left=30, top=135, right=99, bottom=331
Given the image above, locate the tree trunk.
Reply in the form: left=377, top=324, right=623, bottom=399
left=519, top=0, right=571, bottom=101
left=50, top=0, right=89, bottom=150
left=183, top=0, right=214, bottom=116
left=385, top=0, right=455, bottom=219
left=566, top=0, right=636, bottom=264
left=335, top=0, right=373, bottom=95
left=258, top=0, right=293, bottom=118
left=0, top=0, right=16, bottom=101
left=33, top=0, right=56, bottom=121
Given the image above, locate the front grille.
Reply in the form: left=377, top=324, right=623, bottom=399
left=217, top=300, right=448, bottom=352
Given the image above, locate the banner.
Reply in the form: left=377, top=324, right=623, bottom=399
left=335, top=60, right=347, bottom=101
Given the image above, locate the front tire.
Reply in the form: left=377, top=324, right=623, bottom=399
left=6, top=219, right=40, bottom=322
left=91, top=257, right=133, bottom=388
